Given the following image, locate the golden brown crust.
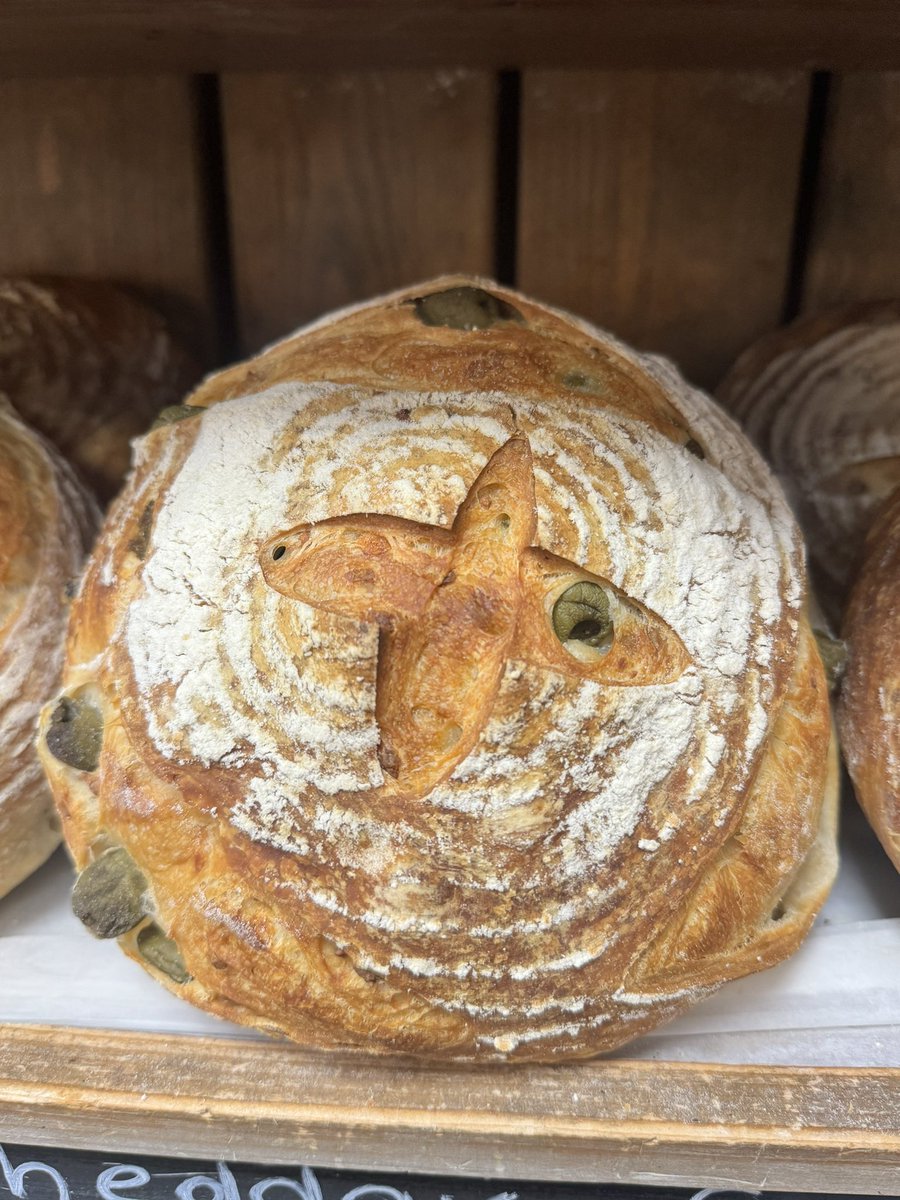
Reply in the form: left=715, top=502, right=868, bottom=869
left=190, top=281, right=695, bottom=443
left=717, top=301, right=900, bottom=619
left=0, top=403, right=97, bottom=897
left=41, top=277, right=837, bottom=1060
left=838, top=485, right=900, bottom=871
left=0, top=277, right=197, bottom=500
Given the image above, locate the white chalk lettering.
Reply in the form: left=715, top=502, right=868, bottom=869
left=690, top=1191, right=760, bottom=1200
left=249, top=1167, right=322, bottom=1200
left=342, top=1186, right=413, bottom=1200
left=175, top=1163, right=240, bottom=1200
left=97, top=1165, right=151, bottom=1200
left=0, top=1145, right=758, bottom=1200
left=0, top=1147, right=69, bottom=1200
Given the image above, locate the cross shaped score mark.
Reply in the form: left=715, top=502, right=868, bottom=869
left=259, top=435, right=690, bottom=799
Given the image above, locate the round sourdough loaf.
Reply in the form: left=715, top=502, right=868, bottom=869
left=40, top=278, right=838, bottom=1060
left=718, top=302, right=900, bottom=618
left=0, top=277, right=196, bottom=501
left=0, top=401, right=97, bottom=897
left=839, top=485, right=900, bottom=871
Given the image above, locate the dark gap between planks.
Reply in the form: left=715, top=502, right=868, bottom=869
left=782, top=70, right=832, bottom=323
left=494, top=69, right=522, bottom=286
left=193, top=73, right=239, bottom=366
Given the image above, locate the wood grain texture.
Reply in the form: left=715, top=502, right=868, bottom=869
left=2, top=3, right=900, bottom=75
left=221, top=72, right=496, bottom=352
left=802, top=73, right=900, bottom=313
left=0, top=77, right=216, bottom=361
left=0, top=1026, right=898, bottom=1193
left=518, top=70, right=810, bottom=388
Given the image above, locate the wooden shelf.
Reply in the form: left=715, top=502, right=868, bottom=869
left=2, top=2, right=900, bottom=77
left=1, top=1025, right=899, bottom=1194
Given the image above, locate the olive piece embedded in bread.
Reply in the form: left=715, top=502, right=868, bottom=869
left=45, top=694, right=103, bottom=772
left=72, top=847, right=149, bottom=938
left=552, top=581, right=613, bottom=651
left=413, top=286, right=524, bottom=330
left=137, top=924, right=191, bottom=983
left=127, top=500, right=156, bottom=560
left=151, top=404, right=204, bottom=430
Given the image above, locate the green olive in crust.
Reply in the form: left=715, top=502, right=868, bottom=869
left=137, top=923, right=191, bottom=983
left=127, top=500, right=155, bottom=559
left=552, top=581, right=613, bottom=650
left=561, top=370, right=607, bottom=397
left=72, top=847, right=149, bottom=938
left=151, top=404, right=204, bottom=430
left=413, top=287, right=524, bottom=331
left=45, top=695, right=103, bottom=771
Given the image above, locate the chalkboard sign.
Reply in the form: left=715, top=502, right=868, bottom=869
left=0, top=1144, right=860, bottom=1200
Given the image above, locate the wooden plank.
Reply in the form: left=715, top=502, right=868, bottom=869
left=517, top=71, right=810, bottom=389
left=2, top=3, right=900, bottom=76
left=0, top=1027, right=898, bottom=1193
left=221, top=71, right=496, bottom=353
left=0, top=77, right=217, bottom=362
left=802, top=73, right=900, bottom=313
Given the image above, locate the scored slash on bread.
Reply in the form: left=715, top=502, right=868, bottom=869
left=39, top=276, right=838, bottom=1061
left=260, top=434, right=689, bottom=797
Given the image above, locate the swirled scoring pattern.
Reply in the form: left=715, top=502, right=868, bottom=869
left=49, top=279, right=828, bottom=1060
left=118, top=379, right=795, bottom=975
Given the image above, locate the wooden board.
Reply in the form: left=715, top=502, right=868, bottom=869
left=221, top=71, right=497, bottom=353
left=801, top=73, right=900, bottom=314
left=2, top=3, right=900, bottom=76
left=0, top=76, right=218, bottom=361
left=518, top=71, right=810, bottom=388
left=0, top=1025, right=897, bottom=1194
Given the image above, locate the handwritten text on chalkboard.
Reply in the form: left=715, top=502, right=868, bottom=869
left=1, top=1153, right=509, bottom=1200
left=0, top=1146, right=756, bottom=1200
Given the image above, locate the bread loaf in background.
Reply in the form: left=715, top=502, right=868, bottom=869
left=0, top=277, right=196, bottom=501
left=40, top=277, right=838, bottom=1060
left=839, top=485, right=900, bottom=871
left=720, top=303, right=900, bottom=874
left=0, top=400, right=97, bottom=898
left=717, top=302, right=900, bottom=622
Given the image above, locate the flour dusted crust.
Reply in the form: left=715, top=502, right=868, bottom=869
left=839, top=486, right=900, bottom=871
left=0, top=277, right=196, bottom=500
left=717, top=302, right=900, bottom=617
left=0, top=402, right=97, bottom=897
left=41, top=277, right=837, bottom=1060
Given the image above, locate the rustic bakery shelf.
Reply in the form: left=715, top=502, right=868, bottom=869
left=2, top=4, right=900, bottom=1191
left=1, top=1025, right=898, bottom=1195
left=2, top=1, right=900, bottom=75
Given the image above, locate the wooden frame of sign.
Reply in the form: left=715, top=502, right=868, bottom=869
left=0, top=1024, right=897, bottom=1195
